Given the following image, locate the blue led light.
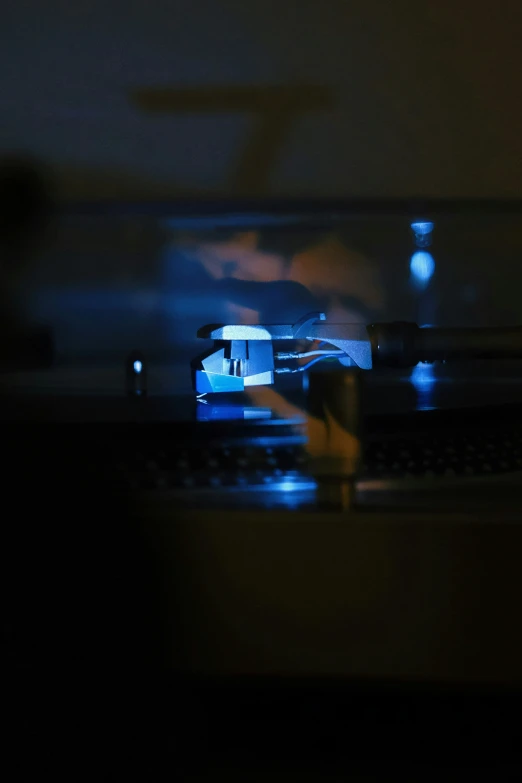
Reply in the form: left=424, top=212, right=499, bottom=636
left=411, top=221, right=434, bottom=248
left=410, top=251, right=435, bottom=285
left=411, top=221, right=434, bottom=236
left=411, top=361, right=435, bottom=389
left=411, top=361, right=436, bottom=410
left=133, top=360, right=142, bottom=374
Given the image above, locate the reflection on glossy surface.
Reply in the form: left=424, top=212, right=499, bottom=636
left=411, top=221, right=434, bottom=235
left=196, top=402, right=272, bottom=421
left=276, top=478, right=314, bottom=493
left=411, top=361, right=436, bottom=411
left=411, top=220, right=434, bottom=248
left=247, top=385, right=360, bottom=461
left=23, top=210, right=522, bottom=400
left=410, top=251, right=435, bottom=287
left=182, top=231, right=383, bottom=324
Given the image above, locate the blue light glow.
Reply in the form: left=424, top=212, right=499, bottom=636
left=411, top=220, right=434, bottom=248
left=277, top=479, right=316, bottom=493
left=411, top=361, right=436, bottom=410
left=411, top=361, right=435, bottom=389
left=410, top=251, right=435, bottom=285
left=133, top=360, right=142, bottom=374
left=411, top=221, right=434, bottom=236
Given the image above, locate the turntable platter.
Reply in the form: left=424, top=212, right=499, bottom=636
left=2, top=362, right=522, bottom=512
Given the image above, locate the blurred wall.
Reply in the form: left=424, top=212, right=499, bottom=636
left=2, top=0, right=522, bottom=199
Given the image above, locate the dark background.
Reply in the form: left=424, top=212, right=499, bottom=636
left=3, top=4, right=522, bottom=777
left=2, top=0, right=522, bottom=200
left=4, top=0, right=522, bottom=375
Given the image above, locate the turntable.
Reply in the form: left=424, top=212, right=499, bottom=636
left=5, top=199, right=522, bottom=688
left=4, top=199, right=522, bottom=513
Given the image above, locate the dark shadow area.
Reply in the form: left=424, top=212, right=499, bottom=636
left=2, top=156, right=522, bottom=779
left=0, top=158, right=172, bottom=775
left=54, top=162, right=209, bottom=201
left=130, top=84, right=334, bottom=194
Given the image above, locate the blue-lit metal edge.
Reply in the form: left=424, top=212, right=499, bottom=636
left=139, top=476, right=318, bottom=510
left=137, top=469, right=522, bottom=512
left=208, top=435, right=307, bottom=449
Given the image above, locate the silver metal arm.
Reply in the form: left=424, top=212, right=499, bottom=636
left=193, top=311, right=522, bottom=394
left=193, top=312, right=372, bottom=394
left=204, top=322, right=372, bottom=368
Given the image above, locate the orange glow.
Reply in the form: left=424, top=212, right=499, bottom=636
left=226, top=302, right=260, bottom=325
left=196, top=231, right=289, bottom=283
left=289, top=236, right=384, bottom=311
left=181, top=230, right=384, bottom=326
left=247, top=386, right=360, bottom=462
